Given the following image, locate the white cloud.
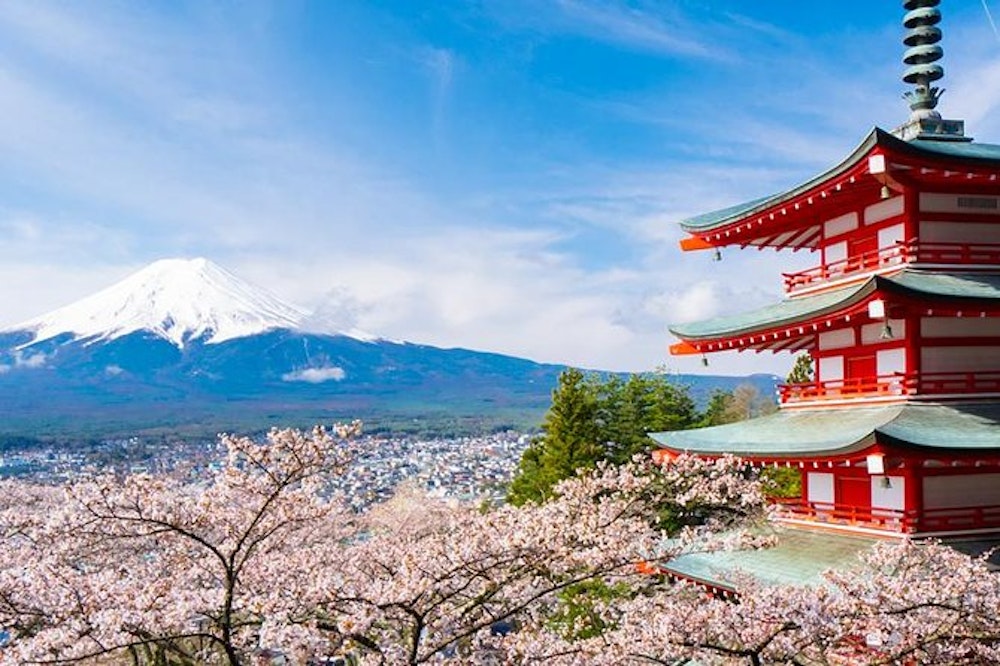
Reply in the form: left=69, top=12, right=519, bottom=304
left=282, top=367, right=347, bottom=384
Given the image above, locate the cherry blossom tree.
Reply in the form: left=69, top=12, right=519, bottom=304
left=4, top=432, right=998, bottom=666
left=0, top=423, right=362, bottom=665
left=498, top=540, right=1000, bottom=666
left=327, top=455, right=771, bottom=665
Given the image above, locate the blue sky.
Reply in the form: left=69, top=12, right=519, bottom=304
left=1, top=1, right=999, bottom=375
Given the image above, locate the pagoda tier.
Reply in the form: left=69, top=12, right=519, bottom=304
left=679, top=128, right=1000, bottom=257
left=650, top=402, right=1000, bottom=537
left=671, top=270, right=1000, bottom=406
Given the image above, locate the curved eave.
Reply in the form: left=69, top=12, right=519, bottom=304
left=678, top=128, right=1000, bottom=251
left=669, top=278, right=875, bottom=351
left=669, top=271, right=1000, bottom=354
left=650, top=403, right=1000, bottom=460
left=649, top=405, right=895, bottom=459
left=679, top=129, right=883, bottom=238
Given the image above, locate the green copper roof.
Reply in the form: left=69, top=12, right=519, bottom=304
left=664, top=528, right=876, bottom=590
left=680, top=128, right=1000, bottom=233
left=669, top=271, right=1000, bottom=341
left=649, top=402, right=1000, bottom=458
left=669, top=280, right=869, bottom=340
left=879, top=403, right=1000, bottom=449
left=887, top=271, right=1000, bottom=300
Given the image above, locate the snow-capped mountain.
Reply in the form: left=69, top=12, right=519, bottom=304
left=6, top=258, right=310, bottom=348
left=0, top=258, right=775, bottom=438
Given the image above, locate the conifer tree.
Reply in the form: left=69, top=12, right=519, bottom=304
left=508, top=368, right=603, bottom=504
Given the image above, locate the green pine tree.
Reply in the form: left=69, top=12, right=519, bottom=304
left=508, top=368, right=603, bottom=505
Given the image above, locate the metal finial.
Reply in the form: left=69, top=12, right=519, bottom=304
left=902, top=0, right=945, bottom=119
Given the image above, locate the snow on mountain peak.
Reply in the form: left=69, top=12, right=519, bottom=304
left=8, top=258, right=311, bottom=348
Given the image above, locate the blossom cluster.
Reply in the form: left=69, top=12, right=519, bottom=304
left=0, top=431, right=997, bottom=666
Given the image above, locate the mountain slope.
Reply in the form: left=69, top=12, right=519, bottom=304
left=0, top=258, right=778, bottom=437
left=5, top=258, right=311, bottom=348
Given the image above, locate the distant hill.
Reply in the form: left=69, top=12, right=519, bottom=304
left=0, top=258, right=778, bottom=439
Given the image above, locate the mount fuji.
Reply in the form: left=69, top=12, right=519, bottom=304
left=0, top=258, right=774, bottom=438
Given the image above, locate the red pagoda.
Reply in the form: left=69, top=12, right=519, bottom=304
left=652, top=0, right=1000, bottom=542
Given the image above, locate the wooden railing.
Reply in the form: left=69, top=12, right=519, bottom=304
left=783, top=240, right=1000, bottom=293
left=773, top=498, right=1000, bottom=534
left=779, top=372, right=1000, bottom=403
left=779, top=374, right=909, bottom=403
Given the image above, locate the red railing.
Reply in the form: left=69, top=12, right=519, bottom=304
left=779, top=374, right=909, bottom=403
left=783, top=240, right=1000, bottom=292
left=773, top=498, right=1000, bottom=534
left=772, top=498, right=914, bottom=532
left=779, top=372, right=1000, bottom=403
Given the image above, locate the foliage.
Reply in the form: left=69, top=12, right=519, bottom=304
left=508, top=369, right=701, bottom=505
left=2, top=431, right=999, bottom=666
left=786, top=353, right=815, bottom=384
left=0, top=442, right=769, bottom=666
left=760, top=466, right=802, bottom=499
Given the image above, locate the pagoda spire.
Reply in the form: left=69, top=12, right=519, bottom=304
left=902, top=0, right=944, bottom=119
left=893, top=0, right=970, bottom=142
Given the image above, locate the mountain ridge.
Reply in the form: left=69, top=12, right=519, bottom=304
left=1, top=258, right=778, bottom=438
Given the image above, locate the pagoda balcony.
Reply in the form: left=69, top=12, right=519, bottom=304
left=783, top=240, right=1000, bottom=294
left=779, top=371, right=1000, bottom=404
left=772, top=498, right=1000, bottom=535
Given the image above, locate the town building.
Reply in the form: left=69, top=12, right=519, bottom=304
left=652, top=0, right=1000, bottom=552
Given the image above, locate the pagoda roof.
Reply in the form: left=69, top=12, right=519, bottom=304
left=679, top=128, right=1000, bottom=250
left=663, top=528, right=876, bottom=591
left=649, top=402, right=1000, bottom=459
left=670, top=270, right=1000, bottom=347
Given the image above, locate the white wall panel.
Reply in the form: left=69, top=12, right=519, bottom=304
left=876, top=348, right=906, bottom=376
left=865, top=196, right=904, bottom=225
left=819, top=355, right=844, bottom=382
left=871, top=476, right=905, bottom=510
left=861, top=319, right=906, bottom=345
left=922, top=346, right=1000, bottom=373
left=920, top=192, right=1000, bottom=215
left=924, top=474, right=1000, bottom=509
left=824, top=240, right=848, bottom=265
left=819, top=329, right=855, bottom=350
left=824, top=212, right=859, bottom=238
left=877, top=223, right=905, bottom=250
left=922, top=317, right=1000, bottom=337
left=919, top=220, right=1000, bottom=244
left=808, top=472, right=835, bottom=504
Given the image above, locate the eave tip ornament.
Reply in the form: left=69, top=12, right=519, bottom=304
left=894, top=0, right=971, bottom=142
